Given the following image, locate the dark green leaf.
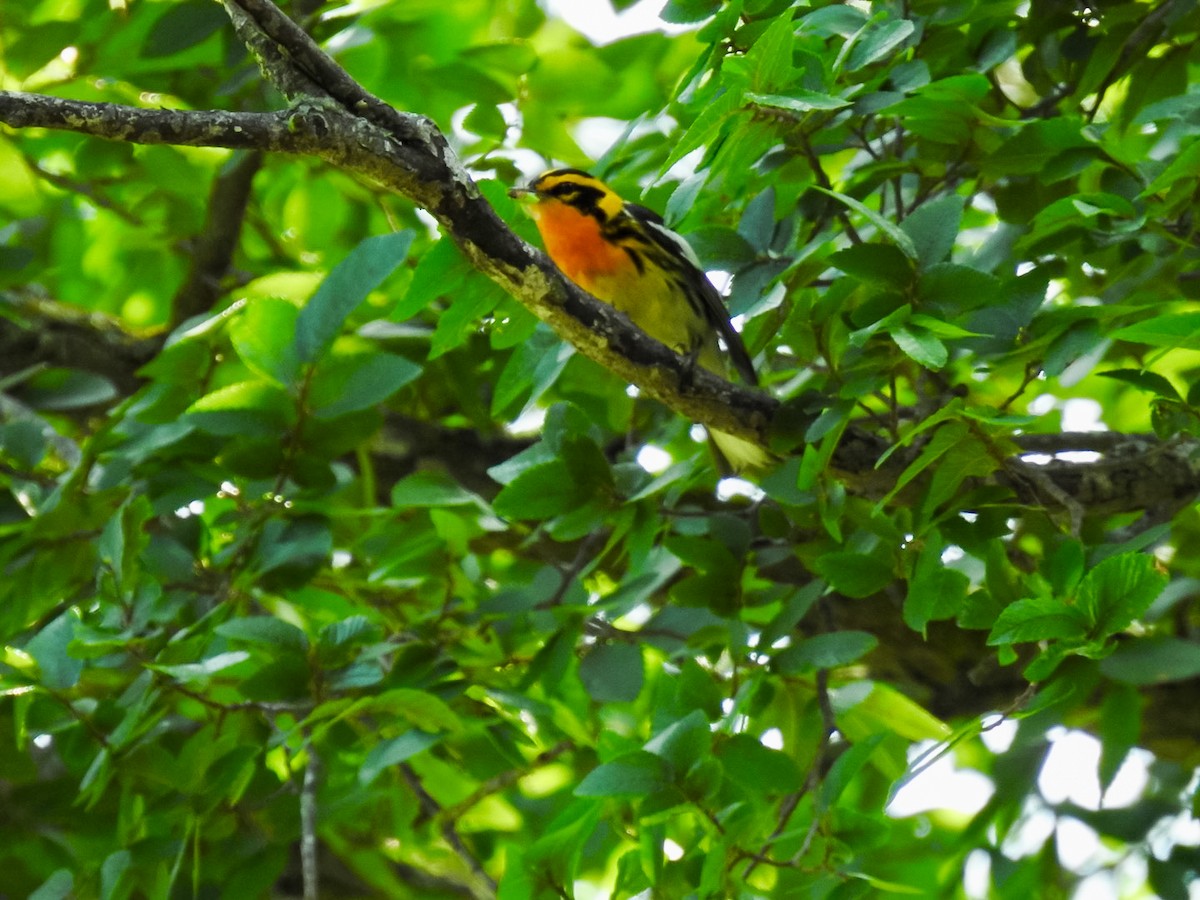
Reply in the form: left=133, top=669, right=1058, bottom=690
left=575, top=751, right=668, bottom=797
left=215, top=617, right=310, bottom=651
left=644, top=710, right=710, bottom=772
left=186, top=381, right=294, bottom=436
left=744, top=89, right=850, bottom=113
left=391, top=471, right=481, bottom=507
left=819, top=733, right=886, bottom=809
left=901, top=195, right=964, bottom=268
left=309, top=352, right=423, bottom=418
left=847, top=19, right=916, bottom=71
left=580, top=642, right=643, bottom=703
left=294, top=231, right=414, bottom=362
left=891, top=324, right=948, bottom=369
left=1099, top=637, right=1200, bottom=685
left=1099, top=368, right=1182, bottom=400
left=987, top=596, right=1088, bottom=646
left=1077, top=553, right=1166, bottom=637
left=1111, top=312, right=1200, bottom=350
left=359, top=730, right=442, bottom=785
left=230, top=298, right=302, bottom=386
left=30, top=870, right=73, bottom=900
left=492, top=460, right=584, bottom=520
left=717, top=733, right=803, bottom=793
left=26, top=612, right=81, bottom=691
left=829, top=243, right=915, bottom=287
left=143, top=0, right=227, bottom=58
left=774, top=631, right=878, bottom=672
left=814, top=552, right=893, bottom=599
left=1098, top=684, right=1140, bottom=794
left=813, top=186, right=919, bottom=259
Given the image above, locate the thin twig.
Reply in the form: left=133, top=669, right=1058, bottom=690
left=742, top=668, right=837, bottom=879
left=301, top=738, right=320, bottom=900
left=401, top=764, right=498, bottom=895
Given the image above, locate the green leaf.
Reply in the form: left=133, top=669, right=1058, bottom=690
left=1076, top=553, right=1166, bottom=637
left=921, top=434, right=997, bottom=514
left=318, top=616, right=380, bottom=654
left=98, top=494, right=152, bottom=597
left=0, top=418, right=48, bottom=469
left=904, top=543, right=970, bottom=635
left=359, top=730, right=442, bottom=785
left=878, top=420, right=968, bottom=508
left=891, top=324, right=948, bottom=369
left=1099, top=637, right=1200, bottom=685
left=801, top=5, right=869, bottom=37
left=100, top=849, right=132, bottom=900
left=1143, top=139, right=1200, bottom=195
left=580, top=642, right=644, bottom=703
left=252, top=517, right=332, bottom=580
left=1098, top=685, right=1140, bottom=795
left=186, top=380, right=294, bottom=436
left=19, top=368, right=117, bottom=411
left=492, top=460, right=584, bottom=520
left=774, top=631, right=878, bottom=672
left=1112, top=312, right=1200, bottom=350
left=428, top=277, right=506, bottom=358
left=26, top=611, right=81, bottom=690
left=396, top=238, right=468, bottom=321
left=30, top=870, right=73, bottom=900
left=309, top=352, right=422, bottom=418
left=143, top=0, right=226, bottom=58
left=150, top=651, right=251, bottom=683
left=575, top=751, right=668, bottom=797
left=294, top=231, right=414, bottom=362
left=1099, top=368, right=1181, bottom=400
left=746, top=14, right=797, bottom=90
left=814, top=552, right=894, bottom=599
left=900, top=195, right=964, bottom=268
left=462, top=103, right=508, bottom=139
left=717, top=733, right=803, bottom=793
left=661, top=0, right=721, bottom=23
left=818, top=733, right=886, bottom=809
left=492, top=328, right=572, bottom=416
left=391, top=471, right=481, bottom=507
left=812, top=186, right=920, bottom=259
left=985, top=118, right=1094, bottom=176
left=377, top=688, right=461, bottom=732
left=916, top=264, right=1001, bottom=314
left=829, top=243, right=915, bottom=287
left=663, top=89, right=741, bottom=172
left=215, top=617, right=310, bottom=651
left=744, top=90, right=850, bottom=113
left=987, top=596, right=1088, bottom=646
left=230, top=298, right=302, bottom=386
left=839, top=682, right=950, bottom=744
left=847, top=19, right=916, bottom=71
left=644, top=710, right=710, bottom=771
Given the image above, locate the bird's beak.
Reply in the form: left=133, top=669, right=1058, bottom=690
left=508, top=184, right=534, bottom=201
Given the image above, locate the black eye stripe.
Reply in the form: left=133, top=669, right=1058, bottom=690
left=544, top=182, right=607, bottom=219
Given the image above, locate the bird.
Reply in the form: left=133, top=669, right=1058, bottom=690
left=508, top=167, right=770, bottom=473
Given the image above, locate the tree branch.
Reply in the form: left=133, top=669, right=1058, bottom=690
left=0, top=82, right=776, bottom=446
left=171, top=150, right=263, bottom=326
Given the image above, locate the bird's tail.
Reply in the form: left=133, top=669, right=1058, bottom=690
left=710, top=428, right=772, bottom=475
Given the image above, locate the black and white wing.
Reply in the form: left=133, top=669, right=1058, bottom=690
left=625, top=203, right=759, bottom=386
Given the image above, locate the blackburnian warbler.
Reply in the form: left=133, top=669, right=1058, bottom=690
left=509, top=168, right=770, bottom=473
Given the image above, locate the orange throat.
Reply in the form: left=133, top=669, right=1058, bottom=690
left=529, top=201, right=627, bottom=297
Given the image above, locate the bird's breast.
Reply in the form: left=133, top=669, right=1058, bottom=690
left=530, top=203, right=628, bottom=298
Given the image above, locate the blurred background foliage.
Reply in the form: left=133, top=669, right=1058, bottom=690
left=1, top=0, right=1199, bottom=897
